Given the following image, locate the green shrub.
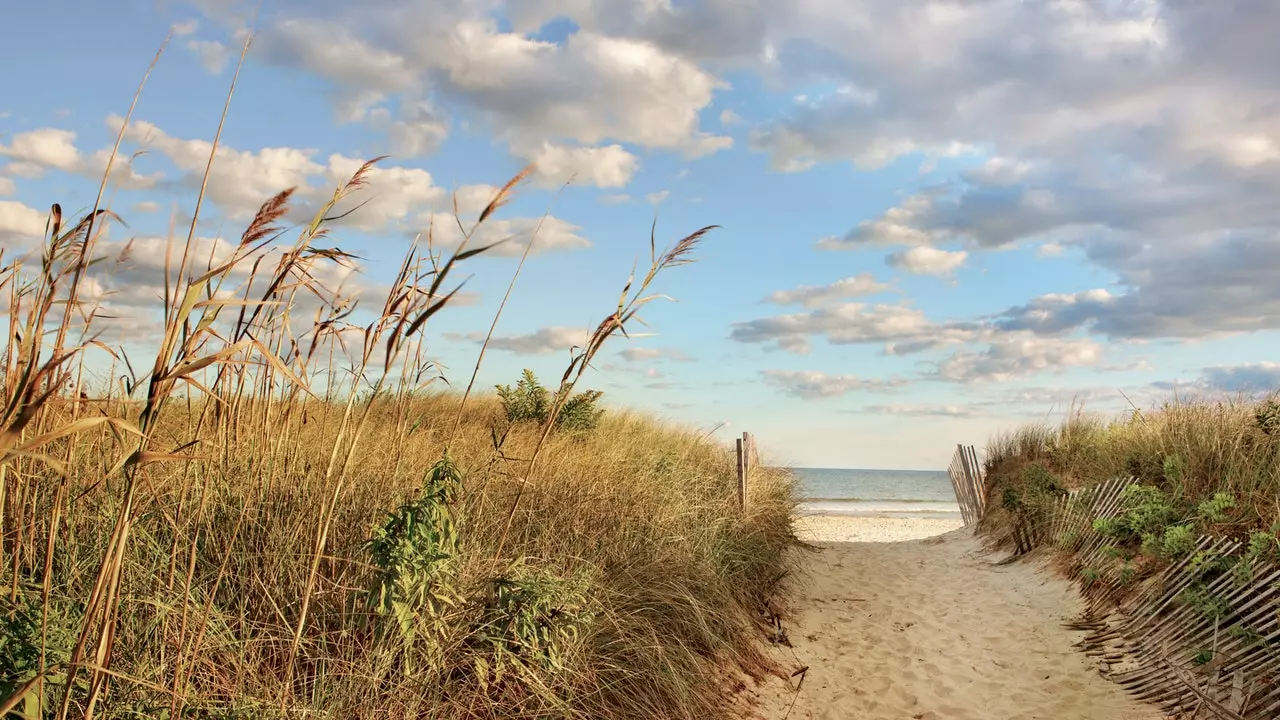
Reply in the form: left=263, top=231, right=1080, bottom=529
left=1254, top=399, right=1280, bottom=435
left=497, top=369, right=552, bottom=424
left=366, top=457, right=464, bottom=672
left=497, top=369, right=605, bottom=431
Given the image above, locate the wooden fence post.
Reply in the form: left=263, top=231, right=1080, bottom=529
left=735, top=436, right=747, bottom=512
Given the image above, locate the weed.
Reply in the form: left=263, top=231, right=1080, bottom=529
left=497, top=370, right=604, bottom=431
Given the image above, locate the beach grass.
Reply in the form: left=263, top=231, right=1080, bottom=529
left=981, top=398, right=1280, bottom=557
left=0, top=91, right=799, bottom=718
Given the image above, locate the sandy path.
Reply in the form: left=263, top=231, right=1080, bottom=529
left=756, top=527, right=1164, bottom=720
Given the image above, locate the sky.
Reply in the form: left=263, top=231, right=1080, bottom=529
left=2, top=0, right=1280, bottom=470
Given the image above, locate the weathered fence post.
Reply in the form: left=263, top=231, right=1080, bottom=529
left=946, top=444, right=985, bottom=526
left=736, top=432, right=752, bottom=512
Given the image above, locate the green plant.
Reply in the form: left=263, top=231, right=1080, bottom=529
left=496, top=370, right=605, bottom=431
left=1254, top=399, right=1280, bottom=435
left=1159, top=524, right=1197, bottom=558
left=1197, top=492, right=1236, bottom=523
left=0, top=590, right=79, bottom=717
left=472, top=564, right=596, bottom=691
left=556, top=389, right=605, bottom=431
left=496, top=370, right=551, bottom=425
left=1180, top=583, right=1230, bottom=621
left=365, top=457, right=464, bottom=672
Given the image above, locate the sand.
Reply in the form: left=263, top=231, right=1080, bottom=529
left=755, top=518, right=1164, bottom=720
left=793, top=515, right=965, bottom=543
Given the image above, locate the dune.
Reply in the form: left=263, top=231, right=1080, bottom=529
left=754, top=521, right=1166, bottom=720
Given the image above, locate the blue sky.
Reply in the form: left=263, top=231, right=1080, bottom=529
left=3, top=0, right=1279, bottom=469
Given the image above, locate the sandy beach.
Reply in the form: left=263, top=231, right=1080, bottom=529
left=755, top=517, right=1163, bottom=720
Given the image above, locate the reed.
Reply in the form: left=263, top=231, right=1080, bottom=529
left=0, top=48, right=798, bottom=720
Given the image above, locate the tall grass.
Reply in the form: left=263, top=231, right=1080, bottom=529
left=982, top=398, right=1280, bottom=548
left=0, top=76, right=798, bottom=719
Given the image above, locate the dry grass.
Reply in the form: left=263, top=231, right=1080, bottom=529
left=0, top=50, right=799, bottom=716
left=982, top=399, right=1280, bottom=542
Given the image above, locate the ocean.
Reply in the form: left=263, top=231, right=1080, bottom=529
left=791, top=467, right=962, bottom=520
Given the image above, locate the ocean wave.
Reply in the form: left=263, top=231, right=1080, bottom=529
left=799, top=499, right=963, bottom=518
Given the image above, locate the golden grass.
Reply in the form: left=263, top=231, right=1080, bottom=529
left=983, top=399, right=1280, bottom=537
left=0, top=42, right=799, bottom=715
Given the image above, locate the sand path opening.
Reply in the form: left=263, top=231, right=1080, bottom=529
left=756, top=527, right=1166, bottom=720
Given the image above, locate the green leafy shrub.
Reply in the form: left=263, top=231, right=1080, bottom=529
left=497, top=369, right=552, bottom=424
left=366, top=457, right=464, bottom=671
left=1197, top=492, right=1236, bottom=523
left=471, top=564, right=597, bottom=690
left=1181, top=583, right=1230, bottom=621
left=1254, top=399, right=1280, bottom=435
left=497, top=369, right=605, bottom=431
left=0, top=591, right=79, bottom=717
left=1159, top=524, right=1197, bottom=557
left=556, top=389, right=605, bottom=431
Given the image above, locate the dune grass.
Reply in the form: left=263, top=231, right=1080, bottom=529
left=981, top=399, right=1280, bottom=560
left=0, top=80, right=799, bottom=718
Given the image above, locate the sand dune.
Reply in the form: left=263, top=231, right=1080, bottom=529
left=756, top=523, right=1164, bottom=720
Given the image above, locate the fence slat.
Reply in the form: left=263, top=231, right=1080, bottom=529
left=958, top=447, right=1280, bottom=720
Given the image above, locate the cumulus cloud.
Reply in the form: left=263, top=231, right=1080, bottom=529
left=0, top=200, right=47, bottom=251
left=481, top=326, right=588, bottom=355
left=412, top=212, right=591, bottom=256
left=646, top=190, right=670, bottom=205
left=1197, top=363, right=1280, bottom=393
left=933, top=334, right=1102, bottom=383
left=187, top=39, right=231, bottom=74
left=761, top=369, right=903, bottom=400
left=248, top=8, right=733, bottom=181
left=731, top=302, right=975, bottom=355
left=1, top=126, right=161, bottom=189
left=734, top=300, right=1106, bottom=383
left=860, top=404, right=976, bottom=418
left=617, top=347, right=694, bottom=363
left=763, top=273, right=891, bottom=308
left=886, top=246, right=967, bottom=276
left=516, top=140, right=639, bottom=188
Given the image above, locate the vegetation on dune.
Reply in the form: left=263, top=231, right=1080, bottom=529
left=981, top=400, right=1280, bottom=634
left=984, top=400, right=1280, bottom=538
left=0, top=47, right=799, bottom=717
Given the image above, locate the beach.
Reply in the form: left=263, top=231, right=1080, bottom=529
left=793, top=514, right=965, bottom=543
left=756, top=518, right=1163, bottom=720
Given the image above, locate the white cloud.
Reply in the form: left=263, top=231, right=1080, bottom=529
left=251, top=9, right=733, bottom=176
left=187, top=39, right=231, bottom=74
left=719, top=109, right=743, bottom=126
left=934, top=334, right=1102, bottom=383
left=646, top=190, right=669, bottom=205
left=618, top=347, right=694, bottom=363
left=0, top=200, right=46, bottom=249
left=483, top=326, right=588, bottom=355
left=386, top=100, right=449, bottom=157
left=172, top=19, right=199, bottom=36
left=131, top=200, right=161, bottom=214
left=0, top=177, right=14, bottom=196
left=761, top=370, right=902, bottom=400
left=1, top=128, right=81, bottom=173
left=517, top=140, right=639, bottom=188
left=1196, top=363, right=1280, bottom=393
left=599, top=193, right=631, bottom=205
left=412, top=212, right=590, bottom=256
left=861, top=404, right=976, bottom=418
left=764, top=274, right=892, bottom=308
left=886, top=246, right=967, bottom=276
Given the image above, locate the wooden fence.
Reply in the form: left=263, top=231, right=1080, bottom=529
left=988, top=474, right=1280, bottom=719
left=946, top=444, right=986, bottom=525
left=735, top=431, right=756, bottom=512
